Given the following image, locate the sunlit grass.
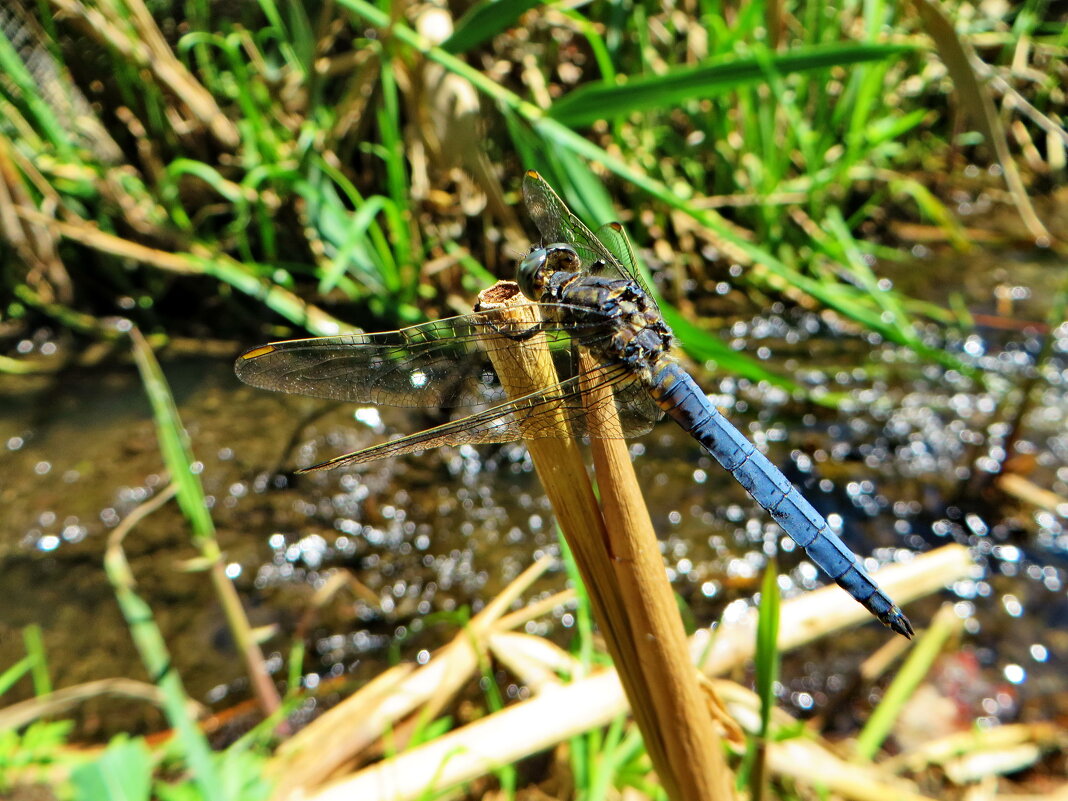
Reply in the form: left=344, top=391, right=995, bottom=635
left=0, top=1, right=1063, bottom=799
left=2, top=0, right=1054, bottom=363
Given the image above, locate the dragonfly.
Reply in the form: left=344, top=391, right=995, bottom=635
left=235, top=170, right=914, bottom=638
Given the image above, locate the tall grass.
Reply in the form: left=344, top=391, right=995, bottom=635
left=3, top=0, right=1053, bottom=366
left=0, top=1, right=1061, bottom=798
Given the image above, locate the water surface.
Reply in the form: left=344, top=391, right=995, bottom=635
left=2, top=247, right=1066, bottom=737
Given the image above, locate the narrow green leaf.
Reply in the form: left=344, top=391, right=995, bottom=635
left=548, top=44, right=917, bottom=127
left=0, top=18, right=72, bottom=155
left=319, top=194, right=388, bottom=293
left=855, top=607, right=949, bottom=760
left=741, top=562, right=781, bottom=798
left=131, top=332, right=215, bottom=541
left=101, top=492, right=223, bottom=801
left=23, top=625, right=51, bottom=696
left=754, top=562, right=781, bottom=740
left=442, top=0, right=543, bottom=54
left=166, top=159, right=246, bottom=204
left=0, top=655, right=35, bottom=696
left=865, top=107, right=928, bottom=146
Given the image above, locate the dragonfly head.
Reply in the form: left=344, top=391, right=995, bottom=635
left=518, top=244, right=581, bottom=300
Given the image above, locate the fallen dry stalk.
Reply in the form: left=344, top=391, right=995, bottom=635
left=305, top=545, right=973, bottom=801
left=269, top=555, right=558, bottom=797
left=486, top=631, right=581, bottom=692
left=689, top=544, right=976, bottom=670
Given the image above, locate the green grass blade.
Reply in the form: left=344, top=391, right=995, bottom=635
left=0, top=32, right=72, bottom=156
left=22, top=626, right=51, bottom=696
left=317, top=194, right=388, bottom=293
left=442, top=240, right=498, bottom=295
left=556, top=527, right=594, bottom=675
left=254, top=0, right=306, bottom=77
left=823, top=207, right=920, bottom=346
left=376, top=57, right=413, bottom=283
left=443, top=0, right=543, bottom=54
left=547, top=44, right=917, bottom=127
left=755, top=562, right=781, bottom=740
left=738, top=560, right=780, bottom=797
left=855, top=606, right=955, bottom=760
left=101, top=496, right=222, bottom=801
left=0, top=655, right=35, bottom=697
left=865, top=107, right=928, bottom=147
left=557, top=6, right=616, bottom=82
left=132, top=329, right=281, bottom=717
left=131, top=333, right=215, bottom=541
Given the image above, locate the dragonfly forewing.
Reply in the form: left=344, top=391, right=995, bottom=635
left=235, top=303, right=665, bottom=473
left=236, top=307, right=610, bottom=408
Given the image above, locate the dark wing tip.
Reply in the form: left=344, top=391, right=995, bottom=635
left=234, top=343, right=285, bottom=388
left=234, top=345, right=269, bottom=381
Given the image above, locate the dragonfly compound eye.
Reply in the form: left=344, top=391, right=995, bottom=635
left=543, top=244, right=581, bottom=273
left=518, top=244, right=581, bottom=300
left=518, top=247, right=550, bottom=299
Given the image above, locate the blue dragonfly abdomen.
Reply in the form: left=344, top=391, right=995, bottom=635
left=647, top=359, right=914, bottom=638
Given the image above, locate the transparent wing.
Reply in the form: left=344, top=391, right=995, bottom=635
left=299, top=362, right=662, bottom=472
left=235, top=305, right=611, bottom=408
left=522, top=170, right=654, bottom=300
left=593, top=221, right=654, bottom=299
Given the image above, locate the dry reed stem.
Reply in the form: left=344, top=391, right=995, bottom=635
left=494, top=589, right=574, bottom=632
left=486, top=631, right=580, bottom=691
left=0, top=134, right=69, bottom=303
left=0, top=677, right=205, bottom=731
left=690, top=544, right=974, bottom=669
left=578, top=350, right=732, bottom=800
left=885, top=721, right=1065, bottom=777
left=996, top=473, right=1068, bottom=512
left=708, top=681, right=935, bottom=801
left=14, top=206, right=348, bottom=335
left=473, top=282, right=729, bottom=801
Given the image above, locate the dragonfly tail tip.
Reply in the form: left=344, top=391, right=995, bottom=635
left=885, top=608, right=915, bottom=639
